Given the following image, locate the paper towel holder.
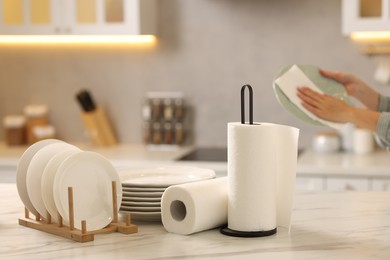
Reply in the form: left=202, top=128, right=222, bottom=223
left=241, top=84, right=253, bottom=125
left=220, top=84, right=277, bottom=238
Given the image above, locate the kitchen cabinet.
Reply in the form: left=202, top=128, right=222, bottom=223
left=297, top=149, right=390, bottom=192
left=296, top=176, right=325, bottom=191
left=296, top=176, right=379, bottom=192
left=325, top=177, right=370, bottom=191
left=296, top=176, right=371, bottom=192
left=0, top=0, right=156, bottom=35
left=372, top=179, right=390, bottom=191
left=342, top=0, right=390, bottom=35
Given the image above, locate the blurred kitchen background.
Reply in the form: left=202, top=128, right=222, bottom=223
left=0, top=0, right=388, bottom=148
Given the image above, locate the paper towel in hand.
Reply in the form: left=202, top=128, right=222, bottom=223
left=227, top=122, right=299, bottom=232
left=275, top=64, right=344, bottom=130
left=161, top=177, right=227, bottom=235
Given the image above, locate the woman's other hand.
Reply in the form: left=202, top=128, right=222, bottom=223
left=320, top=69, right=379, bottom=110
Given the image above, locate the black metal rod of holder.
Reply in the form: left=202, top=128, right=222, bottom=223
left=241, top=84, right=253, bottom=125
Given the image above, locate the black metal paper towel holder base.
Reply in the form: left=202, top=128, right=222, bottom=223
left=220, top=225, right=277, bottom=238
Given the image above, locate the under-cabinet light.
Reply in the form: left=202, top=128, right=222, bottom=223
left=0, top=35, right=156, bottom=45
left=350, top=31, right=390, bottom=42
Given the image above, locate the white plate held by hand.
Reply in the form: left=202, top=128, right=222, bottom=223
left=53, top=151, right=122, bottom=231
left=273, top=64, right=348, bottom=129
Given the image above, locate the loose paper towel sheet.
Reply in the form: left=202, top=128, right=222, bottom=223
left=275, top=64, right=344, bottom=130
left=161, top=177, right=227, bottom=235
left=227, top=122, right=299, bottom=232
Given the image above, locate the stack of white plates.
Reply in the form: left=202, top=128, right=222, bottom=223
left=118, top=166, right=216, bottom=222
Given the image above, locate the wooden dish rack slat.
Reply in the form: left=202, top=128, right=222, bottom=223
left=18, top=181, right=137, bottom=243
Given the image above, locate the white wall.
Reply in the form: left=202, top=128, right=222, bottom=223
left=0, top=0, right=386, bottom=148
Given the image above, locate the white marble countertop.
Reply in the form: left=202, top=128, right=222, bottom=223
left=1, top=183, right=390, bottom=259
left=298, top=148, right=390, bottom=178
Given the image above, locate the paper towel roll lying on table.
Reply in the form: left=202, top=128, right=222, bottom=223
left=161, top=177, right=227, bottom=235
left=227, top=122, right=299, bottom=233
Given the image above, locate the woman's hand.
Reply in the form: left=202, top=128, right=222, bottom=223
left=297, top=87, right=354, bottom=123
left=320, top=69, right=379, bottom=110
left=297, top=87, right=380, bottom=131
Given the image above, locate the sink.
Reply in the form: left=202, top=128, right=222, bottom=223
left=177, top=147, right=227, bottom=162
left=178, top=147, right=303, bottom=162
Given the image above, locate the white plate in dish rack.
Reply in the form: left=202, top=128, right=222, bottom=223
left=16, top=139, right=63, bottom=217
left=119, top=166, right=216, bottom=187
left=27, top=142, right=80, bottom=219
left=41, top=149, right=82, bottom=223
left=53, top=151, right=122, bottom=231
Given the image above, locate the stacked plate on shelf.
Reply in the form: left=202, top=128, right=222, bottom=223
left=118, top=166, right=216, bottom=222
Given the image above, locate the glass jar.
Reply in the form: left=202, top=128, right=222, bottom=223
left=163, top=98, right=173, bottom=121
left=32, top=125, right=56, bottom=142
left=174, top=122, right=184, bottom=145
left=152, top=122, right=162, bottom=144
left=24, top=104, right=49, bottom=144
left=3, top=115, right=26, bottom=146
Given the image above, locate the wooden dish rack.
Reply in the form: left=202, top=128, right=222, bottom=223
left=18, top=181, right=137, bottom=242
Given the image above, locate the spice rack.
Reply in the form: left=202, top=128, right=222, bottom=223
left=18, top=181, right=137, bottom=243
left=142, top=92, right=187, bottom=148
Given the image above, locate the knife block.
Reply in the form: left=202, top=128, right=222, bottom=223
left=80, top=106, right=117, bottom=146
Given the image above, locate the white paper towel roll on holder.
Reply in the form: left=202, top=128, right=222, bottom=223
left=220, top=84, right=277, bottom=238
